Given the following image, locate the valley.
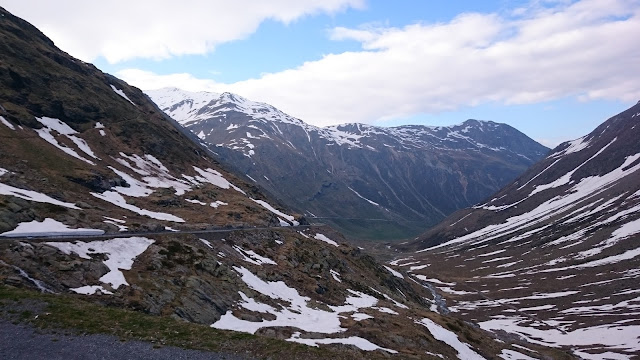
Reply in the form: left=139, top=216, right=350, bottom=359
left=147, top=88, right=548, bottom=241
left=0, top=4, right=639, bottom=360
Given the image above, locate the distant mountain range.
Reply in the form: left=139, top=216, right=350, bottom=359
left=394, top=101, right=640, bottom=358
left=147, top=87, right=549, bottom=241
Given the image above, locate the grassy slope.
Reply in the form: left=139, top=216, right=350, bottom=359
left=0, top=285, right=379, bottom=360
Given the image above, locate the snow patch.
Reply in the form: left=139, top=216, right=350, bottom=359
left=91, top=191, right=185, bottom=222
left=1, top=218, right=104, bottom=237
left=110, top=84, right=135, bottom=105
left=34, top=117, right=98, bottom=165
left=0, top=116, right=15, bottom=130
left=47, top=237, right=154, bottom=290
left=287, top=332, right=397, bottom=353
left=348, top=187, right=379, bottom=206
left=383, top=265, right=404, bottom=279
left=251, top=198, right=298, bottom=225
left=0, top=182, right=80, bottom=209
left=417, top=318, right=485, bottom=359
left=314, top=233, right=339, bottom=247
left=233, top=245, right=277, bottom=265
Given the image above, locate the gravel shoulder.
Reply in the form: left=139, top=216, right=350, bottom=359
left=0, top=320, right=249, bottom=360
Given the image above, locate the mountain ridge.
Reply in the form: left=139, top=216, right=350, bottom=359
left=391, top=101, right=640, bottom=358
left=148, top=87, right=549, bottom=241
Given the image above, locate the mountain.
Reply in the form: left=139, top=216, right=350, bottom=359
left=393, top=102, right=640, bottom=358
left=0, top=7, right=574, bottom=359
left=147, top=87, right=549, bottom=241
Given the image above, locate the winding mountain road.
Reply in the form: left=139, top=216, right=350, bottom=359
left=0, top=225, right=320, bottom=243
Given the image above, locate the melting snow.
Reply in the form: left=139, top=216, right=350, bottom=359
left=210, top=200, right=228, bottom=208
left=383, top=265, right=404, bottom=279
left=287, top=332, right=397, bottom=353
left=199, top=238, right=213, bottom=249
left=314, top=233, right=339, bottom=247
left=110, top=84, right=135, bottom=105
left=554, top=136, right=591, bottom=157
left=251, top=198, right=298, bottom=225
left=0, top=116, right=15, bottom=130
left=71, top=285, right=113, bottom=295
left=499, top=349, right=537, bottom=360
left=330, top=269, right=342, bottom=282
left=373, top=307, right=399, bottom=315
left=530, top=138, right=616, bottom=196
left=0, top=218, right=104, bottom=237
left=185, top=199, right=206, bottom=205
left=423, top=150, right=640, bottom=253
left=0, top=182, right=80, bottom=209
left=192, top=167, right=245, bottom=194
left=233, top=245, right=277, bottom=265
left=34, top=117, right=98, bottom=165
left=91, top=191, right=185, bottom=222
left=417, top=318, right=485, bottom=359
left=46, top=237, right=154, bottom=290
left=480, top=315, right=640, bottom=354
left=412, top=275, right=456, bottom=286
left=212, top=266, right=380, bottom=336
left=94, top=122, right=106, bottom=136
left=351, top=313, right=373, bottom=321
left=348, top=187, right=379, bottom=206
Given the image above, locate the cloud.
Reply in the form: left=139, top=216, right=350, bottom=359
left=117, top=69, right=220, bottom=92
left=117, top=0, right=640, bottom=127
left=536, top=136, right=573, bottom=149
left=2, top=0, right=364, bottom=63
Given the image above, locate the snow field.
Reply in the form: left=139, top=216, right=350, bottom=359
left=211, top=266, right=402, bottom=353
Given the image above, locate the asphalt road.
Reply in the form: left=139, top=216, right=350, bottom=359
left=0, top=225, right=319, bottom=243
left=0, top=320, right=251, bottom=360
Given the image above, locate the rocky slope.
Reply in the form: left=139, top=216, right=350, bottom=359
left=147, top=88, right=549, bottom=241
left=392, top=102, right=640, bottom=358
left=0, top=7, right=573, bottom=359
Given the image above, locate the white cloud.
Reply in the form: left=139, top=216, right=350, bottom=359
left=536, top=136, right=573, bottom=148
left=2, top=0, right=364, bottom=63
left=118, top=0, right=640, bottom=127
left=117, top=69, right=220, bottom=92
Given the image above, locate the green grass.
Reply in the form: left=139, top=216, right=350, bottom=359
left=323, top=218, right=424, bottom=242
left=0, top=285, right=371, bottom=360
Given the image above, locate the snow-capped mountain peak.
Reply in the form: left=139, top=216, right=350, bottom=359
left=146, top=87, right=548, bottom=241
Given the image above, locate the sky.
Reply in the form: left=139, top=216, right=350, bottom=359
left=4, top=0, right=640, bottom=147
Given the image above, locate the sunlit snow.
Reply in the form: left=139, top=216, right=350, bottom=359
left=0, top=218, right=103, bottom=237
left=314, top=233, right=338, bottom=247
left=46, top=237, right=154, bottom=290
left=34, top=117, right=98, bottom=165
left=110, top=84, right=136, bottom=105
left=0, top=182, right=80, bottom=209
left=0, top=115, right=15, bottom=130
left=417, top=318, right=485, bottom=360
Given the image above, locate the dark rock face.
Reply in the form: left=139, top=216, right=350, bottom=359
left=148, top=88, right=549, bottom=241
